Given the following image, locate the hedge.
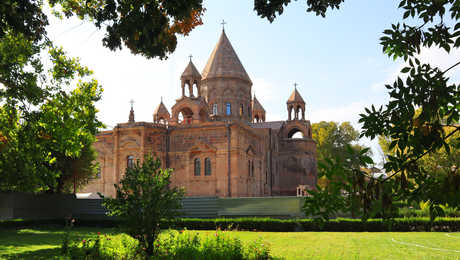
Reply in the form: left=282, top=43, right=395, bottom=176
left=2, top=217, right=459, bottom=232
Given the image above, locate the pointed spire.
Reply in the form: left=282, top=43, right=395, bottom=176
left=153, top=99, right=170, bottom=123
left=202, top=30, right=251, bottom=83
left=181, top=59, right=201, bottom=79
left=252, top=95, right=265, bottom=112
left=154, top=101, right=170, bottom=116
left=287, top=88, right=305, bottom=104
left=128, top=99, right=135, bottom=123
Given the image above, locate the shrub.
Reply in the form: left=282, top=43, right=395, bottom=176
left=100, top=156, right=184, bottom=257
left=64, top=229, right=272, bottom=260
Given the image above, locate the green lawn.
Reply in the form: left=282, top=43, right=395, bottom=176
left=0, top=227, right=459, bottom=259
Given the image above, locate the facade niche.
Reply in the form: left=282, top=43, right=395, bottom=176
left=205, top=158, right=211, bottom=176
left=194, top=158, right=201, bottom=176
left=127, top=155, right=134, bottom=169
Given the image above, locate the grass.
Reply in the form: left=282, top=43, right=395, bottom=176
left=0, top=227, right=459, bottom=259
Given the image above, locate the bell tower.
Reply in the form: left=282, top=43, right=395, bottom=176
left=287, top=84, right=306, bottom=121
left=181, top=56, right=202, bottom=98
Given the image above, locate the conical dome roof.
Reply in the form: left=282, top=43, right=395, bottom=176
left=154, top=101, right=170, bottom=116
left=252, top=96, right=265, bottom=112
left=181, top=60, right=201, bottom=79
left=202, top=30, right=251, bottom=83
left=287, top=88, right=305, bottom=104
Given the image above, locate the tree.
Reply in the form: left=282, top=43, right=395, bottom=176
left=100, top=156, right=184, bottom=257
left=256, top=0, right=459, bottom=219
left=39, top=77, right=102, bottom=193
left=0, top=28, right=103, bottom=192
left=303, top=145, right=392, bottom=221
left=378, top=126, right=460, bottom=220
left=0, top=0, right=205, bottom=60
left=312, top=121, right=362, bottom=162
left=311, top=121, right=371, bottom=187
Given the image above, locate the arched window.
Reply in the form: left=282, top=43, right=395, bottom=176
left=212, top=104, right=218, bottom=115
left=205, top=158, right=211, bottom=176
left=178, top=112, right=184, bottom=124
left=127, top=155, right=134, bottom=169
left=251, top=161, right=254, bottom=177
left=288, top=128, right=305, bottom=139
left=96, top=166, right=102, bottom=179
left=226, top=103, right=231, bottom=115
left=239, top=104, right=244, bottom=116
left=248, top=160, right=251, bottom=176
left=194, top=158, right=201, bottom=176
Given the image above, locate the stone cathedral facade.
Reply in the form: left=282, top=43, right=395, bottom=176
left=82, top=30, right=317, bottom=197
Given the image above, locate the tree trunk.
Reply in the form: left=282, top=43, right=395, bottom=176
left=146, top=234, right=154, bottom=257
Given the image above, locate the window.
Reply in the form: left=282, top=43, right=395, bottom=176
left=194, top=158, right=201, bottom=176
left=205, top=158, right=211, bottom=176
left=212, top=104, right=218, bottom=115
left=251, top=161, right=254, bottom=177
left=226, top=103, right=231, bottom=115
left=239, top=104, right=244, bottom=116
left=127, top=155, right=134, bottom=169
left=248, top=160, right=251, bottom=176
left=96, top=166, right=102, bottom=179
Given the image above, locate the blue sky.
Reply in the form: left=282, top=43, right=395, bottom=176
left=45, top=1, right=460, bottom=162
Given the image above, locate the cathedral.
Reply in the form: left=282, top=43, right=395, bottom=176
left=82, top=29, right=317, bottom=197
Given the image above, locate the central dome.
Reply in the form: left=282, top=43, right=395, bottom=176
left=201, top=30, right=252, bottom=84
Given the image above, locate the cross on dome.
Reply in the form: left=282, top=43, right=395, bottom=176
left=221, top=19, right=226, bottom=30
left=129, top=99, right=134, bottom=109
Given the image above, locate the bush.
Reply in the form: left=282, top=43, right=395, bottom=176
left=3, top=216, right=460, bottom=232
left=65, top=229, right=272, bottom=260
left=100, top=156, right=184, bottom=257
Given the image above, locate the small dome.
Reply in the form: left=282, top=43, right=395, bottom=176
left=154, top=101, right=170, bottom=118
left=181, top=60, right=201, bottom=79
left=287, top=88, right=305, bottom=104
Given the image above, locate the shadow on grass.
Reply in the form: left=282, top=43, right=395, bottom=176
left=1, top=248, right=65, bottom=260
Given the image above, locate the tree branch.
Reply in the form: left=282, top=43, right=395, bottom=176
left=381, top=126, right=460, bottom=183
left=442, top=60, right=460, bottom=75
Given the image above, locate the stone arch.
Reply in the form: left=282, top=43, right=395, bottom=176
left=175, top=107, right=193, bottom=124
left=287, top=127, right=306, bottom=139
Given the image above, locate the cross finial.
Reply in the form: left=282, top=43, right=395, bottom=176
left=160, top=96, right=163, bottom=103
left=221, top=19, right=226, bottom=30
left=188, top=54, right=193, bottom=61
left=129, top=99, right=134, bottom=110
left=294, top=82, right=298, bottom=90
